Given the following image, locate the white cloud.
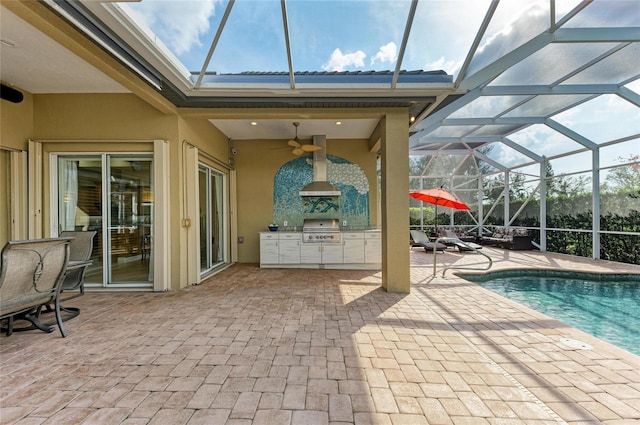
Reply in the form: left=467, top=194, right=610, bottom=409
left=425, top=56, right=463, bottom=75
left=323, top=48, right=366, bottom=72
left=127, top=0, right=219, bottom=55
left=371, top=42, right=397, bottom=66
left=493, top=144, right=529, bottom=168
left=471, top=2, right=548, bottom=73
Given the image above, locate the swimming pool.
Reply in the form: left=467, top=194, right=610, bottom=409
left=462, top=271, right=640, bottom=356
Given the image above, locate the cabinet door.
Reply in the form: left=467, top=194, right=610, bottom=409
left=300, top=243, right=322, bottom=263
left=364, top=233, right=382, bottom=263
left=260, top=239, right=278, bottom=264
left=278, top=239, right=300, bottom=264
left=343, top=239, right=365, bottom=263
left=322, top=243, right=343, bottom=264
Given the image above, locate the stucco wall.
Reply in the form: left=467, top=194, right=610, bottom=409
left=29, top=93, right=234, bottom=290
left=178, top=115, right=230, bottom=162
left=3, top=89, right=386, bottom=282
left=33, top=93, right=176, bottom=141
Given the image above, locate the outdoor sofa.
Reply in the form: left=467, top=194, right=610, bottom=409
left=481, top=227, right=532, bottom=250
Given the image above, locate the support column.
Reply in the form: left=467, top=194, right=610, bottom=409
left=477, top=175, right=483, bottom=238
left=540, top=158, right=547, bottom=251
left=592, top=147, right=600, bottom=259
left=503, top=170, right=509, bottom=226
left=380, top=111, right=410, bottom=293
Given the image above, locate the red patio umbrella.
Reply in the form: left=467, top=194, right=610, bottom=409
left=409, top=186, right=470, bottom=231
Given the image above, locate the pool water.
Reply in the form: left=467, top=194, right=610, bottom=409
left=465, top=273, right=640, bottom=356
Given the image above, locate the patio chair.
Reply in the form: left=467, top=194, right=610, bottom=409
left=0, top=238, right=71, bottom=337
left=410, top=230, right=447, bottom=252
left=46, top=230, right=96, bottom=320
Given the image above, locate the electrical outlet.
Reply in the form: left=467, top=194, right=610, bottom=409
left=342, top=220, right=347, bottom=227
left=283, top=221, right=288, bottom=227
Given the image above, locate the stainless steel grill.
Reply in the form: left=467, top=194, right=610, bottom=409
left=302, top=218, right=341, bottom=243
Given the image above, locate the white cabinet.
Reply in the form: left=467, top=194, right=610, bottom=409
left=260, top=230, right=380, bottom=269
left=278, top=233, right=300, bottom=264
left=300, top=243, right=322, bottom=264
left=300, top=243, right=343, bottom=264
left=343, top=233, right=365, bottom=263
left=364, top=232, right=382, bottom=263
left=260, top=233, right=278, bottom=264
left=322, top=243, right=343, bottom=263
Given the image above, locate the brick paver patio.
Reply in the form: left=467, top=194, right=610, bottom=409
left=1, top=247, right=639, bottom=424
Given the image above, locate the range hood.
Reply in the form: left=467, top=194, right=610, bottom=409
left=299, top=135, right=341, bottom=197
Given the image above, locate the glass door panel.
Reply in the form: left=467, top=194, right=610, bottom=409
left=108, top=157, right=153, bottom=284
left=199, top=164, right=226, bottom=275
left=58, top=156, right=104, bottom=284
left=57, top=154, right=153, bottom=287
left=212, top=170, right=224, bottom=265
left=199, top=167, right=209, bottom=269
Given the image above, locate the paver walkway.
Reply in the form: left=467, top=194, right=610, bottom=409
left=1, top=248, right=639, bottom=424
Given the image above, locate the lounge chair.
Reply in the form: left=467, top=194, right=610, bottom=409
left=439, top=229, right=483, bottom=252
left=410, top=230, right=447, bottom=252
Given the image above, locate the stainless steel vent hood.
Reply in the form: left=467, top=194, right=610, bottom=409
left=299, top=135, right=341, bottom=197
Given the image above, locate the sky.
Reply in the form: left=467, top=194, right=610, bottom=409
left=121, top=0, right=496, bottom=76
left=119, top=0, right=639, bottom=176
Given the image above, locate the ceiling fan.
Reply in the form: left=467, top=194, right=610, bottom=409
left=287, top=122, right=323, bottom=156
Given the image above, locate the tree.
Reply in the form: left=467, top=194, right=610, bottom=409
left=510, top=172, right=529, bottom=200
left=604, top=154, right=640, bottom=195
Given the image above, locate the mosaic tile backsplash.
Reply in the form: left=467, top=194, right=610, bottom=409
left=273, top=154, right=370, bottom=228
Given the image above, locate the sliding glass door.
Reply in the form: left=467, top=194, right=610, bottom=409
left=56, top=154, right=153, bottom=287
left=199, top=164, right=226, bottom=275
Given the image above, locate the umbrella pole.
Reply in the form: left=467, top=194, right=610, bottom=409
left=434, top=204, right=438, bottom=234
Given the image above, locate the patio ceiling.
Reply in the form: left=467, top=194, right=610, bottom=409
left=2, top=1, right=639, bottom=171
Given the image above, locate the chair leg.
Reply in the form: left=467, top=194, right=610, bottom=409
left=54, top=297, right=67, bottom=338
left=9, top=309, right=54, bottom=334
left=41, top=293, right=81, bottom=323
left=3, top=316, right=14, bottom=336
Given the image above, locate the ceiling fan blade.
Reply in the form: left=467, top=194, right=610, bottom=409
left=288, top=139, right=301, bottom=148
left=301, top=144, right=323, bottom=152
left=292, top=148, right=304, bottom=156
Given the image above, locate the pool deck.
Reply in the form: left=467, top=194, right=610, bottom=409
left=1, top=247, right=639, bottom=424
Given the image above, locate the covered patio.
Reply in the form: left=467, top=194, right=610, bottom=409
left=2, top=250, right=639, bottom=425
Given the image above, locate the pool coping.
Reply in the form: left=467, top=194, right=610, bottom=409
left=455, top=267, right=640, bottom=282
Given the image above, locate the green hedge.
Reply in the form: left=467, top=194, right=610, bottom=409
left=409, top=207, right=640, bottom=265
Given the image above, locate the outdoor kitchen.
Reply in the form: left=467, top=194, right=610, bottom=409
left=259, top=134, right=381, bottom=269
left=259, top=218, right=381, bottom=269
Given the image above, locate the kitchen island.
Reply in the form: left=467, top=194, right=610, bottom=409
left=259, top=230, right=381, bottom=269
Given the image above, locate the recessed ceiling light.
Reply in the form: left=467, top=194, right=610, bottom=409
left=410, top=116, right=416, bottom=123
left=1, top=39, right=16, bottom=48
left=335, top=121, right=342, bottom=125
left=250, top=122, right=257, bottom=126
